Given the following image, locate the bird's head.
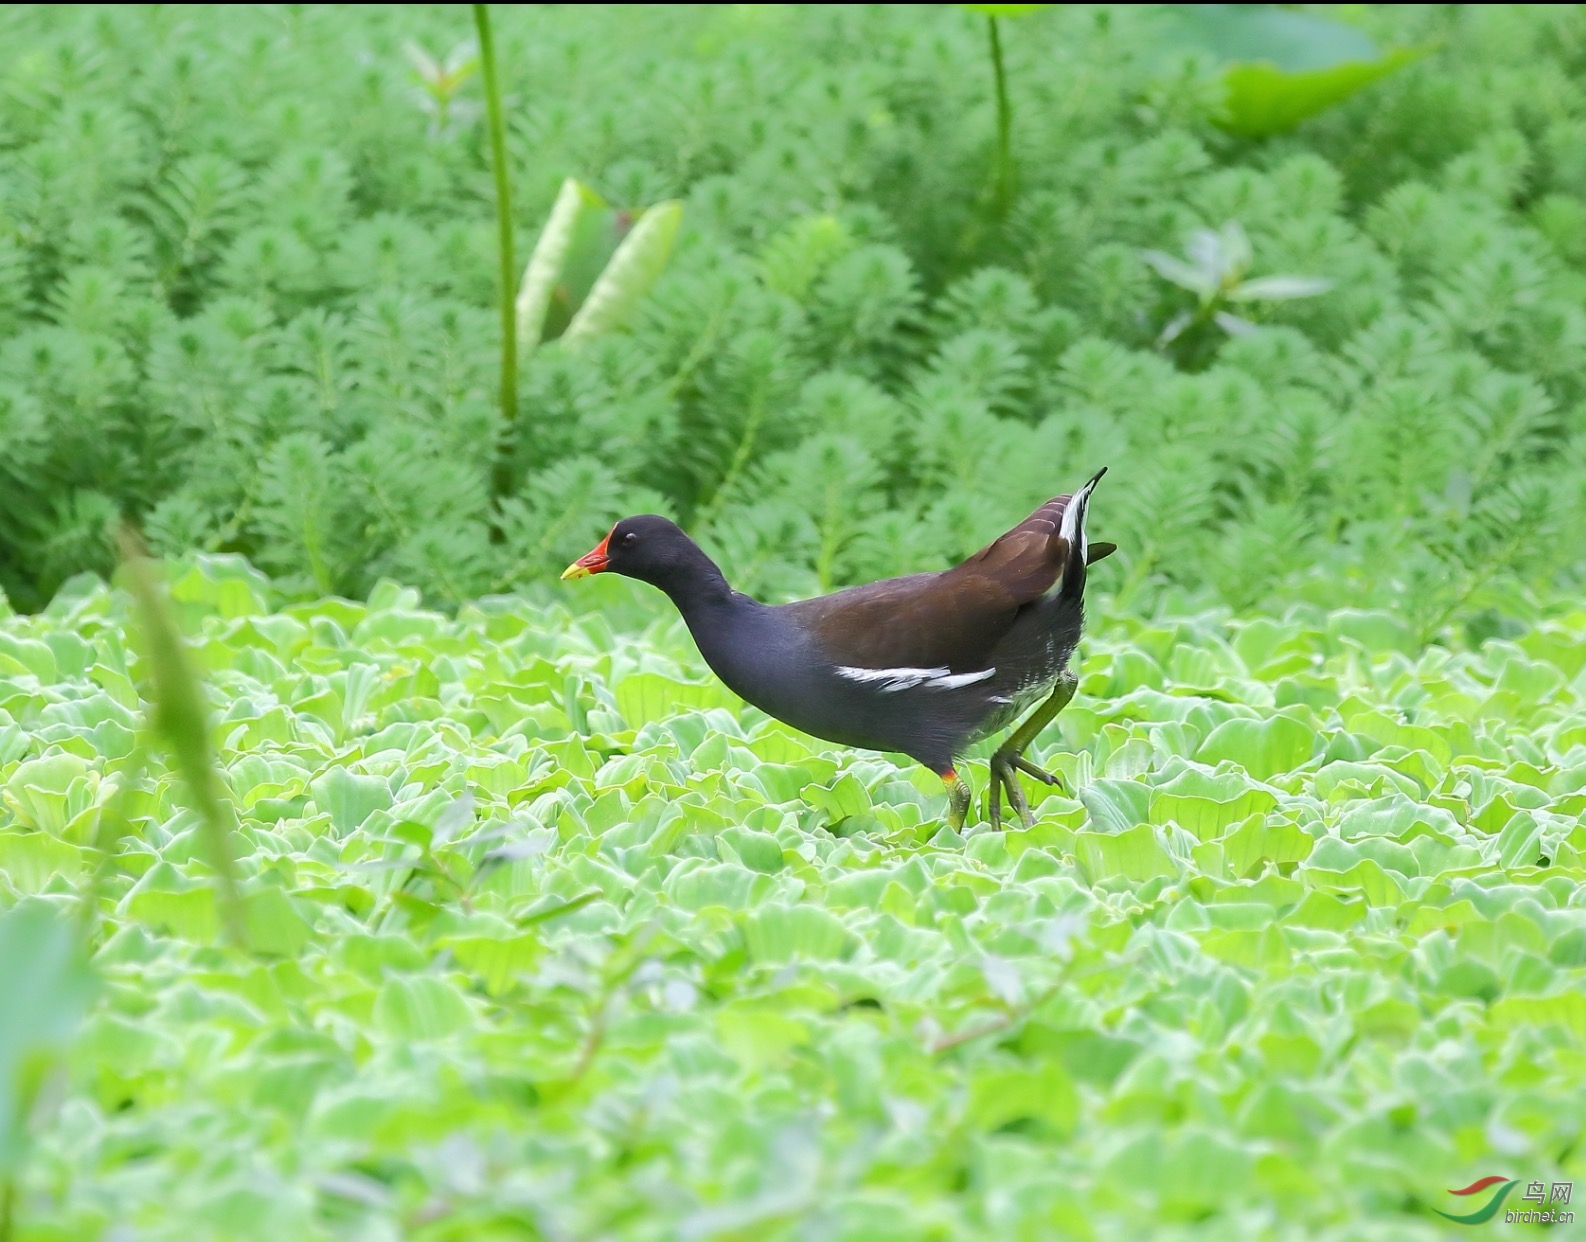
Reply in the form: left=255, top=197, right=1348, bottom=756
left=561, top=515, right=703, bottom=589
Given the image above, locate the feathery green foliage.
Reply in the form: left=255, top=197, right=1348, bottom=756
left=0, top=5, right=1582, bottom=640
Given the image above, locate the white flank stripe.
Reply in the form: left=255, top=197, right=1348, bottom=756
left=836, top=665, right=995, bottom=692
left=928, top=668, right=997, bottom=689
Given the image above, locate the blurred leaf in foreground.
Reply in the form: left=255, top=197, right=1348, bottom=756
left=116, top=530, right=247, bottom=947
left=0, top=903, right=96, bottom=1181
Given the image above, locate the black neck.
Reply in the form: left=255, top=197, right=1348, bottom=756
left=653, top=549, right=740, bottom=624
left=653, top=548, right=769, bottom=688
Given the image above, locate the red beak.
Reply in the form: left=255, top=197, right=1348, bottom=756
left=561, top=533, right=610, bottom=580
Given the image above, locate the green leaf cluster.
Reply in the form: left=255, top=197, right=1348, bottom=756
left=0, top=6, right=1583, bottom=634
left=2, top=568, right=1585, bottom=1235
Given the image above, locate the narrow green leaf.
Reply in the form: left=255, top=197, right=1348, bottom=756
left=116, top=534, right=247, bottom=947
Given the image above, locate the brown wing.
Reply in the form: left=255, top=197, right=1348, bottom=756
left=946, top=494, right=1074, bottom=603
left=782, top=495, right=1078, bottom=671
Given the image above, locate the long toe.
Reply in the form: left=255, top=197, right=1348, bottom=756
left=1011, top=754, right=1064, bottom=789
left=1001, top=762, right=1034, bottom=829
left=987, top=756, right=1030, bottom=831
left=1014, top=786, right=1035, bottom=829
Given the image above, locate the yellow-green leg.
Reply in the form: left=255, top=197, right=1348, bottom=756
left=988, top=671, right=1077, bottom=831
left=941, top=768, right=971, bottom=832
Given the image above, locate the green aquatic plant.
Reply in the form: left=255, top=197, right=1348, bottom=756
left=0, top=565, right=1583, bottom=1234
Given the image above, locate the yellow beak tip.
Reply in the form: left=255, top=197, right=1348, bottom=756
left=560, top=564, right=592, bottom=581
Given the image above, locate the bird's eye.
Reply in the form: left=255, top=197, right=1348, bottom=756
left=623, top=531, right=639, bottom=546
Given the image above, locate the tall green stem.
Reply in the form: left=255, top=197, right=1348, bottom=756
left=987, top=15, right=1013, bottom=216
left=474, top=4, right=518, bottom=506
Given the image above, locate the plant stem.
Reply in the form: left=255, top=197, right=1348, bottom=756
left=474, top=3, right=518, bottom=509
left=987, top=15, right=1013, bottom=217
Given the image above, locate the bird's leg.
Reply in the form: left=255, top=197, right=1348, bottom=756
left=987, top=672, right=1078, bottom=830
left=940, top=768, right=971, bottom=832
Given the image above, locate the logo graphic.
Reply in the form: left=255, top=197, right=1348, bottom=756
left=1436, top=1176, right=1574, bottom=1226
left=1436, top=1177, right=1518, bottom=1225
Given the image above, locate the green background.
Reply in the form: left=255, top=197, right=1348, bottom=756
left=2, top=4, right=1585, bottom=1238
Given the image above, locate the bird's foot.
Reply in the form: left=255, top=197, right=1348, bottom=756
left=985, top=674, right=1076, bottom=831
left=987, top=749, right=1064, bottom=831
left=988, top=751, right=1034, bottom=831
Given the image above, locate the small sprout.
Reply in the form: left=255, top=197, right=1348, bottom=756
left=404, top=40, right=480, bottom=137
left=1143, top=221, right=1331, bottom=361
left=1144, top=221, right=1254, bottom=303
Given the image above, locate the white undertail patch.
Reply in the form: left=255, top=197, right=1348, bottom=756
left=1059, top=469, right=1103, bottom=565
left=836, top=665, right=995, bottom=693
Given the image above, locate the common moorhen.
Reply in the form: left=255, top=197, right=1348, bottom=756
left=562, top=468, right=1112, bottom=829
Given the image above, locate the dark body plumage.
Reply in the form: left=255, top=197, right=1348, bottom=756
left=564, top=471, right=1111, bottom=785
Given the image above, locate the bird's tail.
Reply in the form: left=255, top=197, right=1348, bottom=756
left=1059, top=466, right=1107, bottom=603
